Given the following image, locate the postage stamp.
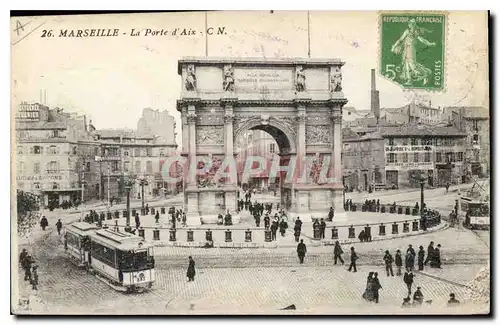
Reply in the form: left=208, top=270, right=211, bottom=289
left=380, top=12, right=446, bottom=91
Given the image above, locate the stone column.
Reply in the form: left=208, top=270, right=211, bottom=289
left=331, top=108, right=347, bottom=221
left=185, top=104, right=201, bottom=225
left=296, top=107, right=307, bottom=182
left=222, top=99, right=237, bottom=214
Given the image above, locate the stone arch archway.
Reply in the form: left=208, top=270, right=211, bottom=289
left=177, top=57, right=348, bottom=225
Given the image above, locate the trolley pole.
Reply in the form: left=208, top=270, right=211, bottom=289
left=420, top=179, right=425, bottom=218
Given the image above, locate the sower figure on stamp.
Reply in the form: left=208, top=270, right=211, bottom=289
left=187, top=256, right=196, bottom=282
left=334, top=241, right=344, bottom=265
left=297, top=239, right=307, bottom=264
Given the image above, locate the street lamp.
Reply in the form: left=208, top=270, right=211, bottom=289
left=123, top=177, right=134, bottom=233
left=139, top=178, right=148, bottom=209
left=419, top=174, right=426, bottom=218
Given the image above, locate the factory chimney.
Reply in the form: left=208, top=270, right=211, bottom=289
left=370, top=69, right=380, bottom=124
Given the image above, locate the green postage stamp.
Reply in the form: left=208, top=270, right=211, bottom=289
left=380, top=12, right=446, bottom=91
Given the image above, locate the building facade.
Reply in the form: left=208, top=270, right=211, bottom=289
left=381, top=102, right=443, bottom=125
left=342, top=128, right=385, bottom=191
left=15, top=102, right=99, bottom=207
left=449, top=106, right=490, bottom=177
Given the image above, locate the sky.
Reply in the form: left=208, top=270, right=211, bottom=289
left=11, top=11, right=489, bottom=147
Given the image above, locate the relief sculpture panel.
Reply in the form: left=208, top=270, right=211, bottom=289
left=196, top=126, right=224, bottom=145
left=306, top=125, right=331, bottom=144
left=197, top=155, right=225, bottom=188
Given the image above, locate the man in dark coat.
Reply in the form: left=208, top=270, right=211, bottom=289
left=187, top=256, right=196, bottom=281
left=383, top=250, right=394, bottom=276
left=294, top=217, right=302, bottom=233
left=155, top=211, right=160, bottom=223
left=319, top=218, right=326, bottom=239
left=56, top=219, right=63, bottom=235
left=328, top=207, right=334, bottom=221
left=431, top=244, right=442, bottom=268
left=372, top=272, right=382, bottom=303
left=403, top=269, right=414, bottom=296
left=333, top=241, right=344, bottom=265
left=297, top=239, right=307, bottom=264
left=395, top=250, right=403, bottom=276
left=40, top=216, right=48, bottom=230
left=135, top=214, right=141, bottom=229
left=22, top=255, right=33, bottom=281
left=424, top=242, right=435, bottom=265
left=348, top=247, right=358, bottom=272
left=418, top=246, right=425, bottom=271
left=19, top=248, right=28, bottom=267
left=264, top=214, right=270, bottom=229
left=31, top=265, right=39, bottom=290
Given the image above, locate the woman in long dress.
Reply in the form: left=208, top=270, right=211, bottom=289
left=391, top=19, right=436, bottom=86
left=187, top=256, right=196, bottom=282
left=362, top=272, right=375, bottom=302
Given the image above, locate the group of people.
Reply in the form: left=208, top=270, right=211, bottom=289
left=362, top=272, right=383, bottom=303
left=267, top=211, right=289, bottom=241
left=19, top=248, right=39, bottom=291
left=382, top=242, right=442, bottom=279
left=168, top=206, right=187, bottom=228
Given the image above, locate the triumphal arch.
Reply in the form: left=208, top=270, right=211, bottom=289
left=177, top=57, right=347, bottom=225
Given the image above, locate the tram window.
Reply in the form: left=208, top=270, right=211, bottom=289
left=67, top=233, right=80, bottom=249
left=90, top=241, right=116, bottom=267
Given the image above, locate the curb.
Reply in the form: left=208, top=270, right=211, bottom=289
left=152, top=222, right=449, bottom=249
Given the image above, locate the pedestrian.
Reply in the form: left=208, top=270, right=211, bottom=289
left=405, top=245, right=415, bottom=270
left=333, top=241, right=344, bottom=265
left=293, top=228, right=300, bottom=243
left=270, top=221, right=278, bottom=241
left=135, top=214, right=141, bottom=229
left=319, top=218, right=326, bottom=239
left=264, top=215, right=270, bottom=229
left=424, top=241, right=434, bottom=265
left=372, top=272, right=382, bottom=303
left=413, top=287, right=424, bottom=306
left=255, top=214, right=261, bottom=227
left=19, top=248, right=28, bottom=266
left=23, top=255, right=32, bottom=281
left=328, top=207, right=334, bottom=221
left=155, top=211, right=160, bottom=223
left=383, top=250, right=394, bottom=276
left=447, top=293, right=460, bottom=307
left=431, top=244, right=442, bottom=268
left=56, top=219, right=63, bottom=235
left=186, top=256, right=196, bottom=282
left=348, top=247, right=358, bottom=272
left=40, top=216, right=48, bottom=231
left=395, top=249, right=403, bottom=276
left=403, top=269, right=414, bottom=296
left=362, top=272, right=374, bottom=302
left=297, top=239, right=307, bottom=264
left=418, top=246, right=425, bottom=271
left=31, top=265, right=39, bottom=290
left=279, top=218, right=288, bottom=237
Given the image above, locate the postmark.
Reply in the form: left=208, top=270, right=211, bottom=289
left=380, top=12, right=446, bottom=91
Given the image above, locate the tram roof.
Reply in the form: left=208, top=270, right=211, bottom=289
left=88, top=228, right=153, bottom=251
left=67, top=222, right=99, bottom=236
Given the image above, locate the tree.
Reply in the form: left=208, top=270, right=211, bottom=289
left=17, top=190, right=40, bottom=236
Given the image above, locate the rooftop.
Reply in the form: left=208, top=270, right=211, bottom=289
left=178, top=56, right=345, bottom=74
left=448, top=106, right=489, bottom=119
left=89, top=228, right=153, bottom=251
left=379, top=124, right=466, bottom=137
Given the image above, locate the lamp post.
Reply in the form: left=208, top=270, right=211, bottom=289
left=139, top=178, right=148, bottom=209
left=420, top=175, right=426, bottom=218
left=124, top=180, right=133, bottom=233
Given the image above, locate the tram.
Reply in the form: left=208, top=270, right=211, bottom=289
left=64, top=222, right=99, bottom=267
left=87, top=227, right=156, bottom=293
left=460, top=179, right=490, bottom=230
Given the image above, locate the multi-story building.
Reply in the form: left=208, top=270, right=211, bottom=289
left=15, top=102, right=99, bottom=207
left=449, top=106, right=490, bottom=177
left=341, top=124, right=467, bottom=190
left=381, top=124, right=467, bottom=188
left=381, top=102, right=443, bottom=125
left=136, top=108, right=177, bottom=144
left=94, top=128, right=178, bottom=201
left=342, top=128, right=385, bottom=191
